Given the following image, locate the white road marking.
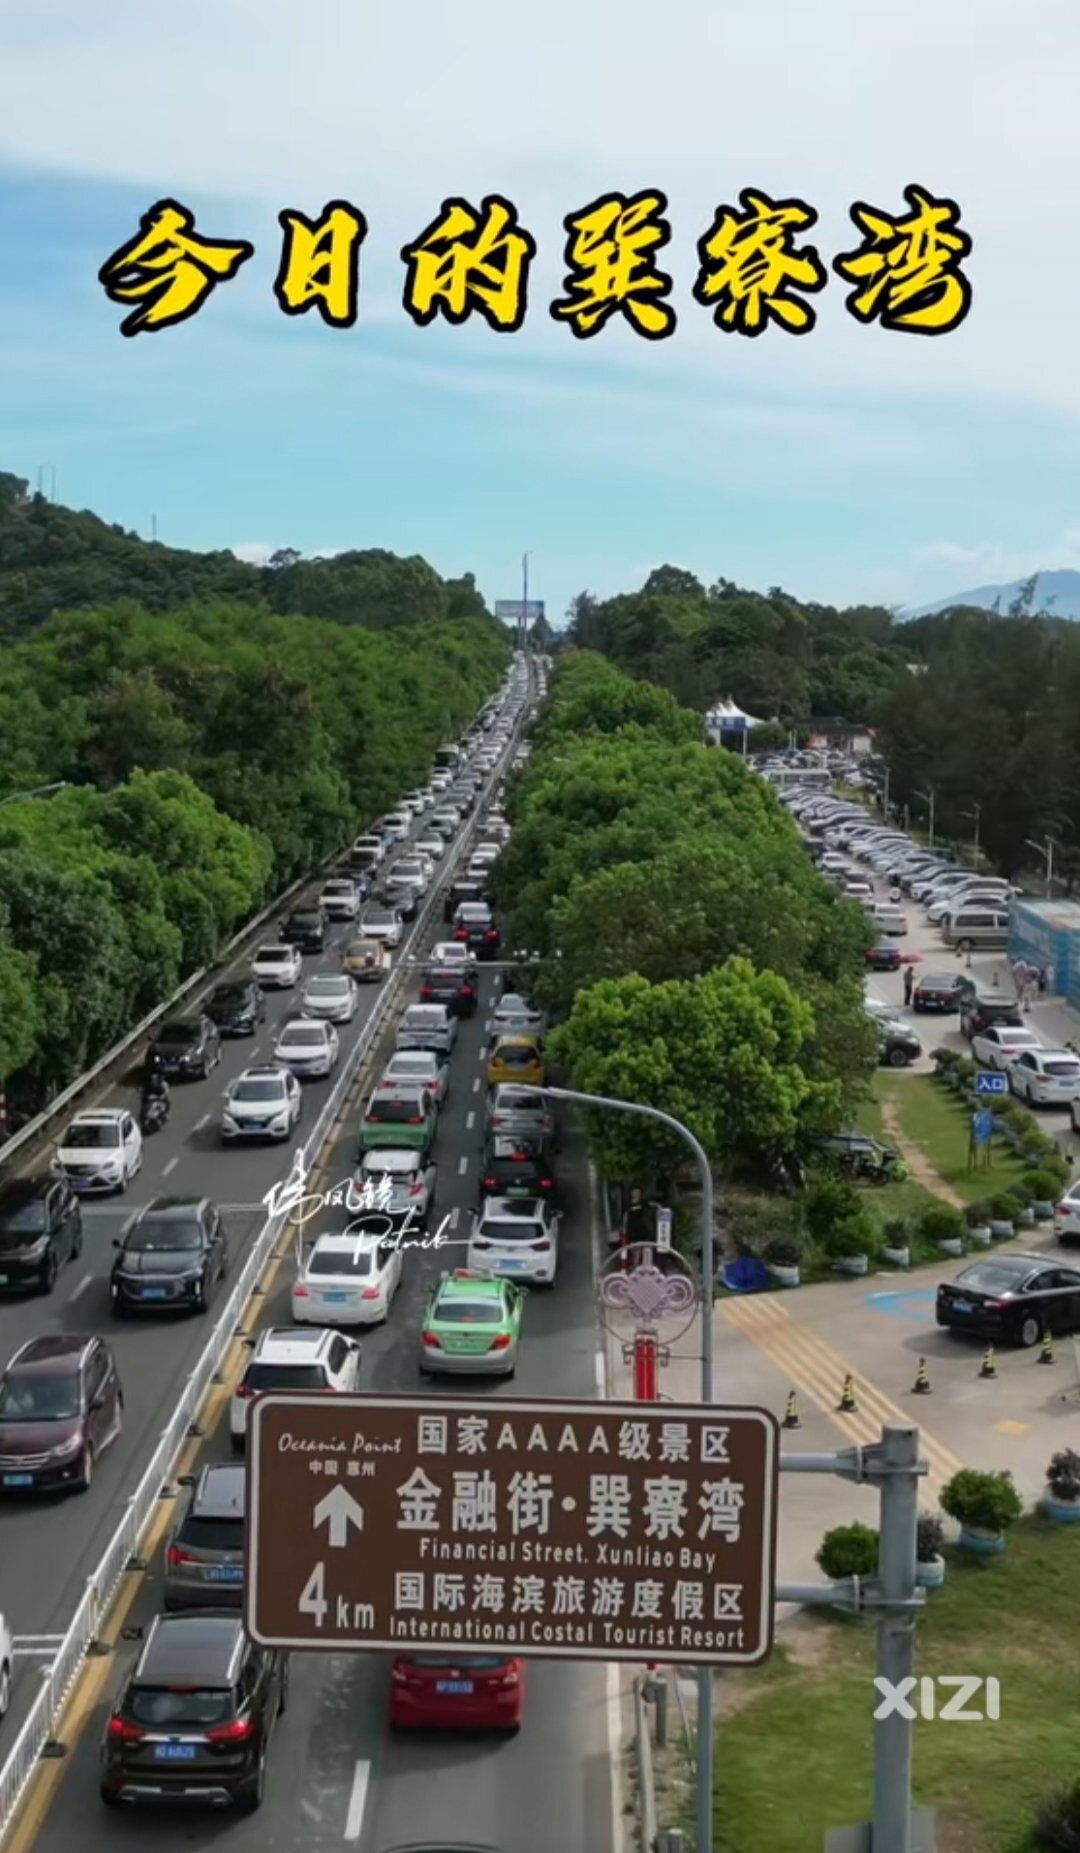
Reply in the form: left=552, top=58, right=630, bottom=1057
left=465, top=1110, right=475, bottom=1130
left=458, top=1156, right=469, bottom=1176
left=343, top=1757, right=371, bottom=1840
left=594, top=1348, right=606, bottom=1396
left=472, top=1076, right=481, bottom=1093
left=68, top=1274, right=92, bottom=1304
left=14, top=1634, right=64, bottom=1644
left=13, top=1646, right=58, bottom=1657
left=162, top=1156, right=179, bottom=1176
left=478, top=1047, right=488, bottom=1063
left=449, top=1207, right=460, bottom=1229
left=193, top=1113, right=210, bottom=1131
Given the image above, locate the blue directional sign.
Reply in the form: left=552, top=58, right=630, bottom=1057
left=976, top=1071, right=1007, bottom=1096
left=973, top=1110, right=994, bottom=1146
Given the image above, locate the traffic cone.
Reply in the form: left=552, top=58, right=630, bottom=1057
left=1039, top=1331, right=1055, bottom=1365
left=837, top=1372, right=858, bottom=1413
left=979, top=1345, right=998, bottom=1380
left=782, top=1390, right=801, bottom=1430
left=912, top=1357, right=932, bottom=1395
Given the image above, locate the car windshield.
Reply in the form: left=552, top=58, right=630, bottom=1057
left=127, top=1217, right=202, bottom=1251
left=363, top=1150, right=418, bottom=1174
left=0, top=1198, right=48, bottom=1232
left=307, top=1248, right=374, bottom=1277
left=438, top=1299, right=502, bottom=1323
left=63, top=1121, right=120, bottom=1148
left=364, top=912, right=396, bottom=927
left=955, top=1264, right=1026, bottom=1294
left=257, top=948, right=290, bottom=962
left=129, top=1687, right=233, bottom=1728
left=231, top=1079, right=285, bottom=1103
left=480, top=1220, right=544, bottom=1243
left=919, top=975, right=956, bottom=988
left=494, top=1047, right=538, bottom=1067
left=157, top=1021, right=198, bottom=1044
left=404, top=1010, right=443, bottom=1027
left=389, top=1057, right=435, bottom=1078
left=290, top=916, right=321, bottom=930
left=179, top=1516, right=243, bottom=1552
left=497, top=996, right=531, bottom=1015
left=306, top=980, right=346, bottom=996
left=211, top=987, right=246, bottom=1008
left=243, top=1364, right=328, bottom=1391
left=0, top=1374, right=80, bottom=1420
left=1044, top=1060, right=1080, bottom=1076
left=367, top=1098, right=424, bottom=1122
left=280, top=1027, right=325, bottom=1047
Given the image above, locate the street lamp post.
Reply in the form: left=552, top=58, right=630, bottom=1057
left=521, top=551, right=532, bottom=654
left=964, top=803, right=981, bottom=870
left=0, top=781, right=68, bottom=808
left=914, top=785, right=935, bottom=850
left=534, top=1083, right=716, bottom=1853
left=1025, top=835, right=1058, bottom=899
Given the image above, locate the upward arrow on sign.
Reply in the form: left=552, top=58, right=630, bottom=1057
left=313, top=1484, right=364, bottom=1548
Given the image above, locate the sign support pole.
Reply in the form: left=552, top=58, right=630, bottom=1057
left=871, top=1425, right=920, bottom=1851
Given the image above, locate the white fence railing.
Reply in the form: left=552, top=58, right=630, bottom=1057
left=0, top=704, right=524, bottom=1844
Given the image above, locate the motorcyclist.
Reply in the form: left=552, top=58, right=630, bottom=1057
left=140, top=1066, right=170, bottom=1128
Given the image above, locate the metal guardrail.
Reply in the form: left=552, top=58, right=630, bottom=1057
left=0, top=702, right=526, bottom=1843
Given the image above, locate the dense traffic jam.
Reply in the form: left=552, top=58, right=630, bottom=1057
left=0, top=653, right=556, bottom=1801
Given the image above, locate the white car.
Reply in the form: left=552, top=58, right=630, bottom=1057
left=872, top=904, right=908, bottom=936
left=971, top=1024, right=1044, bottom=1070
left=359, top=907, right=404, bottom=947
left=301, top=973, right=359, bottom=1023
left=1053, top=1179, right=1080, bottom=1241
left=354, top=1148, right=438, bottom=1228
left=53, top=1108, right=142, bottom=1194
left=1007, top=1048, right=1080, bottom=1106
left=230, top=1327, right=361, bottom=1448
left=386, top=858, right=429, bottom=897
left=292, top=1232, right=403, bottom=1326
left=0, top=1609, right=10, bottom=1719
left=352, top=834, right=385, bottom=862
left=467, top=1195, right=561, bottom=1284
left=928, top=888, right=1009, bottom=925
left=429, top=941, right=474, bottom=969
left=273, top=1018, right=340, bottom=1078
left=319, top=878, right=362, bottom=920
left=395, top=1003, right=458, bottom=1057
left=381, top=1049, right=449, bottom=1106
left=221, top=1066, right=302, bottom=1141
left=251, top=944, right=303, bottom=988
left=415, top=833, right=446, bottom=861
left=842, top=880, right=874, bottom=900
left=490, top=992, right=544, bottom=1037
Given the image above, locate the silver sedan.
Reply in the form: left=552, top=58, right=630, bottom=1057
left=300, top=974, right=359, bottom=1023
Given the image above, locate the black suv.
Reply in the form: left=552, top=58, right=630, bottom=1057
left=149, top=1014, right=221, bottom=1079
left=0, top=1176, right=82, bottom=1294
left=443, top=877, right=487, bottom=923
left=419, top=965, right=478, bottom=1018
left=165, top=1463, right=245, bottom=1610
left=480, top=1134, right=557, bottom=1203
left=879, top=1021, right=922, bottom=1069
left=206, top=981, right=266, bottom=1038
left=960, top=992, right=1024, bottom=1040
left=111, top=1197, right=229, bottom=1315
left=100, top=1612, right=288, bottom=1811
left=280, top=910, right=326, bottom=954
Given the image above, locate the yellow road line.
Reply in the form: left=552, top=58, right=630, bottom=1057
left=723, top=1297, right=964, bottom=1501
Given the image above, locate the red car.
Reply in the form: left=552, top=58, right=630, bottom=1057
left=389, top=1653, right=524, bottom=1730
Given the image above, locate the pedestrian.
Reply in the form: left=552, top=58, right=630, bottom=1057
left=903, top=964, right=914, bottom=1007
left=1039, top=963, right=1051, bottom=997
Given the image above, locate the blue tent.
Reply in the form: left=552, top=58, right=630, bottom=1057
left=720, top=1256, right=770, bottom=1294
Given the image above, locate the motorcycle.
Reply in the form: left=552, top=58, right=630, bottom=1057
left=140, top=1084, right=171, bottom=1135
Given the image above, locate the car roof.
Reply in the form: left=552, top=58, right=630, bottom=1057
left=278, top=1016, right=328, bottom=1032
left=252, top=1327, right=337, bottom=1361
left=67, top=1108, right=127, bottom=1125
left=8, top=1334, right=94, bottom=1374
left=136, top=1613, right=245, bottom=1686
left=435, top=1273, right=505, bottom=1301
left=371, top=1079, right=429, bottom=1098
left=491, top=1034, right=540, bottom=1050
left=193, top=1462, right=245, bottom=1518
left=361, top=1147, right=421, bottom=1169
left=135, top=1196, right=207, bottom=1219
left=312, top=1231, right=384, bottom=1255
left=479, top=1196, right=543, bottom=1217
left=255, top=944, right=292, bottom=956
left=233, top=1065, right=290, bottom=1083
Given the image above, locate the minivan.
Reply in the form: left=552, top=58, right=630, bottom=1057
left=941, top=906, right=1011, bottom=952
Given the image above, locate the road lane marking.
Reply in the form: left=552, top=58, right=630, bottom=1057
left=343, top=1758, right=371, bottom=1841
left=162, top=1156, right=178, bottom=1176
left=472, top=1076, right=481, bottom=1093
left=722, top=1297, right=963, bottom=1499
left=466, top=1110, right=475, bottom=1130
left=193, top=1113, right=210, bottom=1131
left=68, top=1274, right=92, bottom=1304
left=458, top=1156, right=469, bottom=1176
left=449, top=1207, right=460, bottom=1229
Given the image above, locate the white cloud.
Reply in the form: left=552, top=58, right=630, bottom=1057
left=230, top=541, right=275, bottom=565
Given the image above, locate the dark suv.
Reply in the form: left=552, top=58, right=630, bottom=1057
left=149, top=1014, right=221, bottom=1079
left=0, top=1176, right=82, bottom=1294
left=419, top=965, right=478, bottom=1018
left=111, top=1197, right=229, bottom=1316
left=99, top=1612, right=288, bottom=1812
left=480, top=1134, right=557, bottom=1203
left=443, top=877, right=487, bottom=923
left=879, top=1022, right=922, bottom=1069
left=0, top=1335, right=123, bottom=1494
left=165, top=1464, right=245, bottom=1610
left=205, top=982, right=266, bottom=1038
left=280, top=909, right=326, bottom=954
left=960, top=992, right=1024, bottom=1040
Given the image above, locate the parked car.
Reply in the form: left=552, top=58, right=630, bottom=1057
left=879, top=1021, right=922, bottom=1069
left=53, top=1108, right=143, bottom=1194
left=99, top=1612, right=288, bottom=1810
left=912, top=972, right=969, bottom=1013
left=865, top=942, right=902, bottom=972
left=148, top=1014, right=221, bottom=1080
left=871, top=904, right=908, bottom=936
left=1053, top=1181, right=1080, bottom=1243
left=0, top=1176, right=82, bottom=1294
left=205, top=981, right=266, bottom=1037
left=941, top=906, right=1011, bottom=952
left=936, top=1254, right=1080, bottom=1348
left=1007, top=1048, right=1080, bottom=1106
left=0, top=1335, right=122, bottom=1494
left=970, top=1024, right=1043, bottom=1071
left=164, top=1462, right=245, bottom=1610
left=959, top=992, right=1024, bottom=1040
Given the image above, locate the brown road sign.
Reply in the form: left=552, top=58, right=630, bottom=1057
left=244, top=1393, right=779, bottom=1665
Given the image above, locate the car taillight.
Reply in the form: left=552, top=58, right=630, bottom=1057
left=482, top=1176, right=497, bottom=1190
left=983, top=1298, right=1010, bottom=1310
left=235, top=1384, right=255, bottom=1399
left=490, top=1334, right=511, bottom=1350
left=453, top=929, right=468, bottom=940
left=107, top=1717, right=144, bottom=1741
left=532, top=1240, right=551, bottom=1251
left=1056, top=1204, right=1070, bottom=1216
left=539, top=1177, right=553, bottom=1190
left=205, top=1718, right=254, bottom=1743
left=486, top=929, right=499, bottom=940
left=420, top=987, right=433, bottom=1000
left=423, top=1333, right=442, bottom=1348
left=166, top=1546, right=192, bottom=1569
left=293, top=1284, right=309, bottom=1297
left=409, top=1180, right=424, bottom=1194
left=361, top=1287, right=381, bottom=1301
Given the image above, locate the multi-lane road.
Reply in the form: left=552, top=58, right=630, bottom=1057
left=1, top=717, right=617, bottom=1853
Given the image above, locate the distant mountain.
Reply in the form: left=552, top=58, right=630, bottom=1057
left=904, top=569, right=1080, bottom=621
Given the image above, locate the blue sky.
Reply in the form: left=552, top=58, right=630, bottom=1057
left=2, top=0, right=1080, bottom=626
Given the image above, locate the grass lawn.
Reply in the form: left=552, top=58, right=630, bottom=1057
left=697, top=1518, right=1080, bottom=1853
left=876, top=1073, right=1032, bottom=1206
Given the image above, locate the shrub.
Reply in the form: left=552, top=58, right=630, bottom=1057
left=954, top=1057, right=976, bottom=1084
left=965, top=1199, right=994, bottom=1227
left=816, top=1522, right=879, bottom=1579
left=941, top=1468, right=1023, bottom=1534
left=801, top=1176, right=863, bottom=1243
left=764, top=1237, right=803, bottom=1268
left=916, top=1512, right=945, bottom=1560
left=1026, top=1170, right=1064, bottom=1203
left=1006, top=1179, right=1033, bottom=1207
left=725, top=1195, right=802, bottom=1259
left=882, top=1216, right=909, bottom=1247
left=1047, top=1449, right=1080, bottom=1502
left=918, top=1203, right=965, bottom=1245
left=989, top=1193, right=1018, bottom=1222
left=822, top=1214, right=879, bottom=1261
left=931, top=1046, right=958, bottom=1071
left=1035, top=1777, right=1080, bottom=1850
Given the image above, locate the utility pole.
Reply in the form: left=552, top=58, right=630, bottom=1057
left=1025, top=835, right=1058, bottom=899
left=965, top=803, right=981, bottom=870
left=915, top=786, right=935, bottom=850
left=521, top=551, right=531, bottom=653
left=882, top=765, right=891, bottom=822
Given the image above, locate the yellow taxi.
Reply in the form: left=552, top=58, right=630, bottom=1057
left=340, top=937, right=391, bottom=982
left=486, top=1034, right=546, bottom=1089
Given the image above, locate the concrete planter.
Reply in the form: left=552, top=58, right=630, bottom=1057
left=832, top=1254, right=870, bottom=1276
left=1032, top=1201, right=1054, bottom=1221
left=967, top=1227, right=992, bottom=1248
left=958, top=1525, right=1005, bottom=1555
left=915, top=1554, right=946, bottom=1589
left=989, top=1219, right=1015, bottom=1239
left=937, top=1238, right=964, bottom=1258
left=768, top=1264, right=801, bottom=1288
left=1043, top=1492, right=1080, bottom=1524
left=881, top=1244, right=910, bottom=1268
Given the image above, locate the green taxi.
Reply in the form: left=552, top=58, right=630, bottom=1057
left=418, top=1269, right=524, bottom=1377
left=357, top=1080, right=438, bottom=1156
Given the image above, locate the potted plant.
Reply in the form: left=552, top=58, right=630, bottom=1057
left=816, top=1521, right=879, bottom=1580
left=919, top=1202, right=965, bottom=1258
left=881, top=1217, right=910, bottom=1268
left=931, top=1047, right=958, bottom=1084
left=823, top=1214, right=878, bottom=1277
left=964, top=1201, right=993, bottom=1248
left=1044, top=1448, right=1080, bottom=1524
left=1007, top=1181, right=1036, bottom=1227
left=915, top=1511, right=947, bottom=1588
left=764, top=1237, right=802, bottom=1289
left=988, top=1193, right=1017, bottom=1239
left=1025, top=1170, right=1061, bottom=1221
left=941, top=1468, right=1023, bottom=1554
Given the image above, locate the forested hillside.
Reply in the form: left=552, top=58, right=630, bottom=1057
left=0, top=477, right=509, bottom=1110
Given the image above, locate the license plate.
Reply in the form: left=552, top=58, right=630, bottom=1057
left=322, top=1291, right=348, bottom=1303
left=154, top=1743, right=197, bottom=1762
left=436, top=1680, right=474, bottom=1695
left=499, top=1259, right=525, bottom=1270
left=141, top=1288, right=168, bottom=1299
left=2, top=1473, right=32, bottom=1487
left=207, top=1565, right=243, bottom=1581
left=951, top=1299, right=974, bottom=1313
